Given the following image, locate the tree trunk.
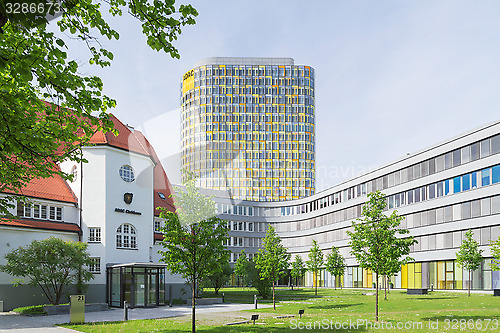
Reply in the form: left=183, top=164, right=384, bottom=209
left=192, top=279, right=196, bottom=333
left=315, top=271, right=318, bottom=296
left=468, top=269, right=471, bottom=297
left=272, top=279, right=276, bottom=310
left=384, top=275, right=387, bottom=300
left=375, top=272, right=379, bottom=322
left=334, top=275, right=337, bottom=290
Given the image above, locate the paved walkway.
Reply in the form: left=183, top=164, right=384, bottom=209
left=0, top=303, right=270, bottom=332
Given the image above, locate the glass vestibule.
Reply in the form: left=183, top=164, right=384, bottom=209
left=106, top=263, right=169, bottom=308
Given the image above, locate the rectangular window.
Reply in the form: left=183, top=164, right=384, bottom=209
left=480, top=139, right=490, bottom=158
left=452, top=149, right=461, bottom=167
left=481, top=197, right=491, bottom=216
left=461, top=202, right=471, bottom=219
left=408, top=190, right=414, bottom=204
left=471, top=200, right=481, bottom=218
left=472, top=171, right=478, bottom=188
left=33, top=205, right=40, bottom=218
left=24, top=204, right=32, bottom=218
left=462, top=174, right=470, bottom=191
left=56, top=207, right=62, bottom=221
left=453, top=177, right=461, bottom=193
left=492, top=195, right=500, bottom=214
left=41, top=205, right=47, bottom=219
left=492, top=135, right=500, bottom=155
left=482, top=169, right=491, bottom=186
left=470, top=142, right=480, bottom=161
left=414, top=188, right=421, bottom=203
left=89, top=257, right=101, bottom=273
left=492, top=165, right=500, bottom=184
left=437, top=182, right=444, bottom=197
left=49, top=207, right=55, bottom=220
left=88, top=227, right=101, bottom=242
left=444, top=180, right=450, bottom=195
left=154, top=221, right=161, bottom=232
left=116, top=235, right=122, bottom=248
left=444, top=153, right=452, bottom=170
left=428, top=184, right=436, bottom=199
left=461, top=146, right=470, bottom=164
left=435, top=155, right=444, bottom=172
left=428, top=159, right=436, bottom=175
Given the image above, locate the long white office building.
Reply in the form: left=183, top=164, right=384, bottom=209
left=214, top=121, right=500, bottom=291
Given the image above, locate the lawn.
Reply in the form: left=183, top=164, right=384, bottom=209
left=64, top=288, right=500, bottom=332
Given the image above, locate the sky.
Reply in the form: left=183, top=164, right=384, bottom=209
left=53, top=0, right=500, bottom=191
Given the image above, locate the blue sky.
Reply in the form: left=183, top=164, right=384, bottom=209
left=55, top=0, right=500, bottom=190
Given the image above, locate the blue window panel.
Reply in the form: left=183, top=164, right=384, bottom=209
left=445, top=180, right=450, bottom=195
left=462, top=174, right=470, bottom=191
left=471, top=172, right=477, bottom=188
left=493, top=166, right=500, bottom=184
left=482, top=169, right=491, bottom=186
left=453, top=177, right=461, bottom=193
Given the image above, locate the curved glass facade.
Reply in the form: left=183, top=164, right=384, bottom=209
left=180, top=57, right=315, bottom=201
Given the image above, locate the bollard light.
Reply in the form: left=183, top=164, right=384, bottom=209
left=254, top=294, right=257, bottom=309
left=124, top=301, right=128, bottom=321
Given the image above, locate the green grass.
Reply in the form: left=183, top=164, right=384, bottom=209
left=63, top=288, right=500, bottom=332
left=12, top=305, right=47, bottom=315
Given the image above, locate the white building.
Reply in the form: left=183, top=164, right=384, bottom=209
left=0, top=115, right=186, bottom=311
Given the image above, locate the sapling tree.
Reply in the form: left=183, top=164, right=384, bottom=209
left=159, top=173, right=229, bottom=333
left=290, top=255, right=306, bottom=291
left=347, top=191, right=415, bottom=321
left=456, top=229, right=483, bottom=297
left=325, top=246, right=346, bottom=290
left=255, top=225, right=290, bottom=310
left=307, top=240, right=324, bottom=296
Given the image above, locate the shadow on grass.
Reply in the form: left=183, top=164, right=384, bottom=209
left=308, top=303, right=363, bottom=310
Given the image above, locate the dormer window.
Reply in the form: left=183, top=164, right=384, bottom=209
left=158, top=192, right=166, bottom=200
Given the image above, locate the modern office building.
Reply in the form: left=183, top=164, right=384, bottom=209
left=214, top=121, right=500, bottom=291
left=180, top=57, right=315, bottom=202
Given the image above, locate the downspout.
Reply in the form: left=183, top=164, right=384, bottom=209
left=79, top=148, right=84, bottom=242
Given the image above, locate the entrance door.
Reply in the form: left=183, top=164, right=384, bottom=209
left=135, top=274, right=146, bottom=307
left=148, top=273, right=157, bottom=306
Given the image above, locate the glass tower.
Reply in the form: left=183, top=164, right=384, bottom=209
left=180, top=57, right=315, bottom=201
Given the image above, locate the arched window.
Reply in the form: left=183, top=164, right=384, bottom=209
left=116, top=223, right=137, bottom=249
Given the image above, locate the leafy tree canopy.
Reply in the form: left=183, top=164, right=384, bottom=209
left=490, top=227, right=500, bottom=271
left=0, top=237, right=94, bottom=305
left=0, top=0, right=197, bottom=215
left=290, top=254, right=306, bottom=287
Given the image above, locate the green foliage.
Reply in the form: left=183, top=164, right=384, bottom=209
left=347, top=190, right=415, bottom=320
left=290, top=255, right=306, bottom=287
left=456, top=229, right=483, bottom=296
left=255, top=225, right=290, bottom=309
left=348, top=191, right=415, bottom=276
left=0, top=237, right=94, bottom=305
left=0, top=0, right=197, bottom=215
left=201, top=261, right=232, bottom=295
left=246, top=261, right=272, bottom=299
left=12, top=304, right=47, bottom=315
left=490, top=227, right=500, bottom=271
left=158, top=174, right=229, bottom=331
left=325, top=246, right=346, bottom=289
left=234, top=249, right=250, bottom=286
left=306, top=239, right=323, bottom=295
left=456, top=230, right=483, bottom=271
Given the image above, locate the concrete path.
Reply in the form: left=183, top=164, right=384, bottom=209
left=0, top=303, right=271, bottom=332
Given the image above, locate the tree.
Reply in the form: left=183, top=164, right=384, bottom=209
left=0, top=237, right=94, bottom=305
left=0, top=1, right=197, bottom=215
left=255, top=225, right=290, bottom=310
left=325, top=246, right=346, bottom=290
left=247, top=261, right=272, bottom=299
left=290, top=255, right=306, bottom=291
left=456, top=229, right=483, bottom=297
left=201, top=261, right=232, bottom=295
left=490, top=227, right=500, bottom=271
left=347, top=190, right=415, bottom=321
left=234, top=249, right=250, bottom=287
left=307, top=239, right=323, bottom=296
left=159, top=174, right=229, bottom=333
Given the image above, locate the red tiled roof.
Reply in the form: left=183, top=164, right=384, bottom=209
left=89, top=115, right=150, bottom=156
left=3, top=166, right=78, bottom=204
left=132, top=131, right=176, bottom=216
left=0, top=218, right=80, bottom=233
